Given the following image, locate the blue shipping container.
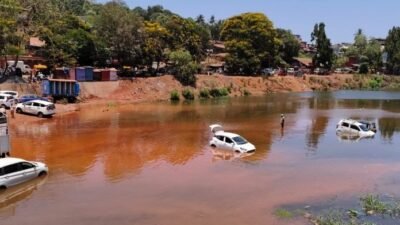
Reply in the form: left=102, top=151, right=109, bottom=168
left=84, top=67, right=93, bottom=81
left=42, top=79, right=80, bottom=97
left=76, top=67, right=86, bottom=81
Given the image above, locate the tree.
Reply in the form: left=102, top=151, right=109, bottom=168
left=365, top=39, right=382, bottom=72
left=221, top=13, right=279, bottom=74
left=168, top=49, right=198, bottom=86
left=142, top=21, right=169, bottom=73
left=276, top=29, right=300, bottom=64
left=156, top=15, right=209, bottom=60
left=311, top=23, right=333, bottom=69
left=385, top=27, right=400, bottom=74
left=93, top=1, right=144, bottom=67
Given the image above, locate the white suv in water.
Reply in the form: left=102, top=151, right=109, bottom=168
left=336, top=119, right=376, bottom=137
left=16, top=100, right=55, bottom=117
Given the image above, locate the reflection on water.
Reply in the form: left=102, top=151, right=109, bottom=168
left=2, top=91, right=400, bottom=225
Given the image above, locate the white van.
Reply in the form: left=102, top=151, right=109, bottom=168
left=7, top=61, right=31, bottom=74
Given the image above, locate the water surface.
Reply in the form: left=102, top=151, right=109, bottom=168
left=2, top=90, right=400, bottom=225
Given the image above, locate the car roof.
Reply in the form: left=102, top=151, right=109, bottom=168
left=340, top=119, right=364, bottom=126
left=24, top=100, right=52, bottom=105
left=0, top=93, right=12, bottom=97
left=0, top=157, right=25, bottom=167
left=215, top=131, right=240, bottom=138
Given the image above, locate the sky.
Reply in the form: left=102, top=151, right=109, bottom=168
left=97, top=0, right=400, bottom=44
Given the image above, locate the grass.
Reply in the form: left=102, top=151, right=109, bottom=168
left=274, top=208, right=294, bottom=219
left=360, top=194, right=387, bottom=214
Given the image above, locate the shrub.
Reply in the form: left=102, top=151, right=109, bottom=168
left=209, top=88, right=229, bottom=98
left=359, top=63, right=369, bottom=74
left=170, top=90, right=180, bottom=101
left=182, top=89, right=195, bottom=100
left=243, top=89, right=251, bottom=96
left=199, top=89, right=210, bottom=99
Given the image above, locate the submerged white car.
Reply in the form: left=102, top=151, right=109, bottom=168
left=209, top=124, right=256, bottom=153
left=0, top=158, right=48, bottom=189
left=336, top=119, right=376, bottom=137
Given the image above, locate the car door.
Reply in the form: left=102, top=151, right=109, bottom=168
left=350, top=124, right=361, bottom=135
left=224, top=137, right=235, bottom=150
left=341, top=122, right=350, bottom=133
left=32, top=102, right=41, bottom=115
left=19, top=162, right=37, bottom=181
left=2, top=163, right=24, bottom=186
left=23, top=102, right=33, bottom=114
left=215, top=135, right=225, bottom=148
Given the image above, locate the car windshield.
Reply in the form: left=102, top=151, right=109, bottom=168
left=232, top=136, right=248, bottom=145
left=359, top=124, right=369, bottom=132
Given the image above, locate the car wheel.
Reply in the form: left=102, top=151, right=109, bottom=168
left=38, top=171, right=47, bottom=177
left=235, top=150, right=241, bottom=153
left=1, top=104, right=6, bottom=109
left=16, top=108, right=22, bottom=113
left=0, top=185, right=6, bottom=190
left=37, top=112, right=44, bottom=118
left=210, top=144, right=216, bottom=148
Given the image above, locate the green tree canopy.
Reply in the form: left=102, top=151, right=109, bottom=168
left=276, top=29, right=300, bottom=65
left=311, top=23, right=333, bottom=69
left=221, top=12, right=279, bottom=74
left=385, top=27, right=400, bottom=74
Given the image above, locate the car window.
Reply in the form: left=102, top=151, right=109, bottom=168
left=33, top=102, right=40, bottom=107
left=216, top=136, right=224, bottom=141
left=0, top=96, right=4, bottom=100
left=225, top=138, right=233, bottom=144
left=3, top=163, right=21, bottom=175
left=20, top=162, right=35, bottom=170
left=350, top=125, right=360, bottom=131
left=233, top=136, right=248, bottom=145
left=342, top=122, right=349, bottom=127
left=25, top=102, right=32, bottom=106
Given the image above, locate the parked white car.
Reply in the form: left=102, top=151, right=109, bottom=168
left=0, top=157, right=48, bottom=189
left=209, top=124, right=256, bottom=153
left=16, top=100, right=55, bottom=118
left=0, top=94, right=16, bottom=109
left=336, top=119, right=376, bottom=137
left=0, top=91, right=19, bottom=99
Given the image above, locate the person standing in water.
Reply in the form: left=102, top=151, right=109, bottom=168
left=280, top=114, right=285, bottom=129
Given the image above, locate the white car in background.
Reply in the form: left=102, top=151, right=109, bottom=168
left=0, top=157, right=48, bottom=189
left=336, top=119, right=376, bottom=137
left=16, top=100, right=55, bottom=118
left=0, top=91, right=19, bottom=99
left=209, top=124, right=256, bottom=153
left=0, top=94, right=16, bottom=109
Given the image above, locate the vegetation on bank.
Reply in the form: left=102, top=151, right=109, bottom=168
left=274, top=194, right=400, bottom=225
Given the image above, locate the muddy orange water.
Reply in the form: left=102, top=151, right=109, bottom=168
left=2, top=91, right=400, bottom=225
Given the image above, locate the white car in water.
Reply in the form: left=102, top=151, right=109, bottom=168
left=0, top=157, right=48, bottom=189
left=336, top=119, right=376, bottom=137
left=209, top=124, right=256, bottom=153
